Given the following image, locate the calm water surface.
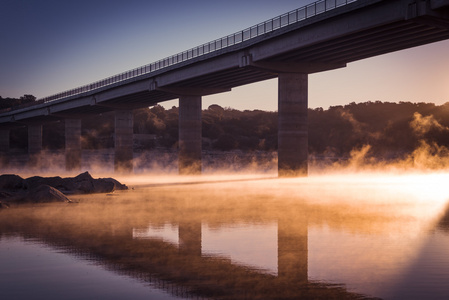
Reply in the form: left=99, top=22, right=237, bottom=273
left=1, top=173, right=449, bottom=299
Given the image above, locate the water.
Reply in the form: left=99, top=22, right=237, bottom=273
left=0, top=236, right=178, bottom=300
left=1, top=172, right=449, bottom=299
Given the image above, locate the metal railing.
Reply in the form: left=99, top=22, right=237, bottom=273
left=39, top=0, right=357, bottom=103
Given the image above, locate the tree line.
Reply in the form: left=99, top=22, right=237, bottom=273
left=0, top=95, right=36, bottom=110
left=2, top=95, right=449, bottom=160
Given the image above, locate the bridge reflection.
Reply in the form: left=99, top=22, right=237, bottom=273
left=0, top=198, right=364, bottom=299
left=133, top=219, right=307, bottom=282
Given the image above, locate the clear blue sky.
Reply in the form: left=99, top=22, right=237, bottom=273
left=1, top=0, right=448, bottom=111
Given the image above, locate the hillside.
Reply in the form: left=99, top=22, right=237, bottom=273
left=3, top=96, right=449, bottom=163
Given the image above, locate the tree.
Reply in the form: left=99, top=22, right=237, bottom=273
left=20, top=94, right=36, bottom=102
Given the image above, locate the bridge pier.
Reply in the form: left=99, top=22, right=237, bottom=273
left=0, top=129, right=10, bottom=167
left=179, top=95, right=202, bottom=175
left=114, top=110, right=134, bottom=173
left=65, top=119, right=82, bottom=171
left=28, top=124, right=43, bottom=167
left=278, top=73, right=308, bottom=177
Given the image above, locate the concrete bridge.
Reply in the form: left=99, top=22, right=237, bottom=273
left=1, top=0, right=449, bottom=175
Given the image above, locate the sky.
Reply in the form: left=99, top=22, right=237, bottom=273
left=1, top=0, right=448, bottom=111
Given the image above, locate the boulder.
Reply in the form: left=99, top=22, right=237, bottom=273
left=24, top=176, right=67, bottom=192
left=0, top=174, right=25, bottom=190
left=22, top=172, right=120, bottom=194
left=0, top=201, right=10, bottom=209
left=0, top=191, right=14, bottom=199
left=71, top=172, right=115, bottom=194
left=17, top=185, right=71, bottom=203
left=100, top=177, right=128, bottom=190
left=0, top=172, right=126, bottom=202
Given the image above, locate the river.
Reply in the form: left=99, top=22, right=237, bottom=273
left=1, top=172, right=449, bottom=299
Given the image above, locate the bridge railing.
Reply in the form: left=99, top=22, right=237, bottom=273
left=38, top=0, right=357, bottom=104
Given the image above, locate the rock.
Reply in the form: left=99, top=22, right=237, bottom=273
left=22, top=172, right=119, bottom=195
left=0, top=174, right=25, bottom=190
left=0, top=201, right=10, bottom=209
left=100, top=177, right=128, bottom=190
left=0, top=191, right=14, bottom=199
left=71, top=172, right=115, bottom=194
left=24, top=176, right=66, bottom=192
left=92, top=180, right=115, bottom=193
left=70, top=172, right=95, bottom=193
left=0, top=172, right=126, bottom=203
left=17, top=185, right=70, bottom=203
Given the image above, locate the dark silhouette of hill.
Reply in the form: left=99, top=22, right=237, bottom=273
left=0, top=94, right=36, bottom=110
left=3, top=95, right=449, bottom=161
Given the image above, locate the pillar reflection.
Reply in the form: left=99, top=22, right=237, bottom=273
left=278, top=217, right=308, bottom=282
left=178, top=221, right=202, bottom=256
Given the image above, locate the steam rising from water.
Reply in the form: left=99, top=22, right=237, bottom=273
left=310, top=112, right=449, bottom=173
left=3, top=108, right=449, bottom=185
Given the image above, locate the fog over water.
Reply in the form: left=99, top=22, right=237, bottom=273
left=3, top=132, right=449, bottom=299
left=2, top=153, right=449, bottom=299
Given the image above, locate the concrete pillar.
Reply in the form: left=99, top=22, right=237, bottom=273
left=28, top=124, right=43, bottom=166
left=0, top=129, right=10, bottom=167
left=278, top=73, right=308, bottom=177
left=65, top=119, right=82, bottom=171
left=179, top=222, right=202, bottom=256
left=278, top=217, right=308, bottom=283
left=179, top=95, right=202, bottom=174
left=114, top=110, right=133, bottom=173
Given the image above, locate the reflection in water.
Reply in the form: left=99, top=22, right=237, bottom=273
left=179, top=221, right=202, bottom=256
left=1, top=173, right=449, bottom=299
left=0, top=236, right=179, bottom=300
left=202, top=222, right=278, bottom=274
left=438, top=205, right=449, bottom=232
left=135, top=222, right=279, bottom=274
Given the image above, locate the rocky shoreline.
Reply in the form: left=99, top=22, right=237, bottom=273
left=0, top=172, right=127, bottom=207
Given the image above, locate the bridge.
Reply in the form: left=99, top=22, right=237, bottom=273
left=1, top=0, right=449, bottom=175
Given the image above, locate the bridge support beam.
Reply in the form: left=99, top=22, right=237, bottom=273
left=28, top=124, right=43, bottom=167
left=278, top=73, right=308, bottom=177
left=65, top=119, right=82, bottom=171
left=0, top=129, right=10, bottom=168
left=179, top=95, right=202, bottom=175
left=114, top=110, right=134, bottom=173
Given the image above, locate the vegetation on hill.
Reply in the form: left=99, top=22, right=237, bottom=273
left=2, top=95, right=449, bottom=162
left=0, top=95, right=36, bottom=110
